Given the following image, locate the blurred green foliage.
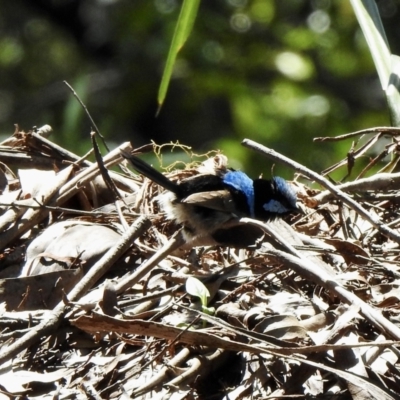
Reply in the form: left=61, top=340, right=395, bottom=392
left=0, top=0, right=399, bottom=179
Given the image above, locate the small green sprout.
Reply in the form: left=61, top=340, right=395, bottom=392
left=185, top=276, right=215, bottom=318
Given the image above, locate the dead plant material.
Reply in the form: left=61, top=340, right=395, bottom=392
left=1, top=126, right=400, bottom=399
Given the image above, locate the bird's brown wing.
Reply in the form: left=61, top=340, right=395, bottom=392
left=181, top=190, right=237, bottom=214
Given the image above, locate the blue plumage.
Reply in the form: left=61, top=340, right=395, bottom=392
left=223, top=170, right=255, bottom=217
left=121, top=151, right=300, bottom=245
left=273, top=176, right=297, bottom=207
left=223, top=172, right=298, bottom=219
left=262, top=176, right=298, bottom=214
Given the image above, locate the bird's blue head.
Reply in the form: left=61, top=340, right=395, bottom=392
left=223, top=172, right=299, bottom=220
left=251, top=176, right=298, bottom=219
left=262, top=176, right=298, bottom=214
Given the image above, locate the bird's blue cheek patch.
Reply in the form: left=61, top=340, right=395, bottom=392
left=263, top=200, right=290, bottom=214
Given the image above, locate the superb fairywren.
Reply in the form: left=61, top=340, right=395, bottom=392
left=121, top=151, right=299, bottom=245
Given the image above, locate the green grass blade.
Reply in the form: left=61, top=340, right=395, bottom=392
left=349, top=0, right=391, bottom=90
left=157, top=0, right=200, bottom=113
left=349, top=0, right=400, bottom=126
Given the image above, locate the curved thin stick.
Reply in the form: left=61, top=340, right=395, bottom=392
left=242, top=138, right=400, bottom=244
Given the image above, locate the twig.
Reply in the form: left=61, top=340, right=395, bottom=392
left=27, top=131, right=92, bottom=168
left=237, top=219, right=400, bottom=342
left=56, top=142, right=132, bottom=205
left=130, top=347, right=191, bottom=397
left=0, top=201, right=121, bottom=216
left=0, top=142, right=133, bottom=251
left=72, top=311, right=400, bottom=361
left=131, top=315, right=201, bottom=396
left=115, top=231, right=185, bottom=294
left=91, top=131, right=122, bottom=202
left=313, top=171, right=400, bottom=203
left=314, top=126, right=400, bottom=141
left=0, top=166, right=73, bottom=251
left=67, top=216, right=151, bottom=301
left=0, top=149, right=68, bottom=169
left=64, top=81, right=110, bottom=152
left=242, top=138, right=400, bottom=244
left=71, top=313, right=396, bottom=397
left=265, top=248, right=400, bottom=340
left=0, top=216, right=151, bottom=365
left=320, top=133, right=381, bottom=176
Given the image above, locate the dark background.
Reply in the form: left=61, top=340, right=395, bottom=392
left=0, top=0, right=399, bottom=177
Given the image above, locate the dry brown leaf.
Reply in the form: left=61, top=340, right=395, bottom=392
left=0, top=269, right=83, bottom=310
left=324, top=237, right=369, bottom=265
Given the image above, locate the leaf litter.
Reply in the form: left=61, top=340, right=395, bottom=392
left=0, top=126, right=400, bottom=399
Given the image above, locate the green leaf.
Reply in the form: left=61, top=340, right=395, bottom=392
left=185, top=276, right=210, bottom=307
left=157, top=0, right=200, bottom=113
left=349, top=0, right=400, bottom=126
left=349, top=0, right=391, bottom=90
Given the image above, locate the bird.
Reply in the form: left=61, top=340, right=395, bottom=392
left=121, top=151, right=300, bottom=246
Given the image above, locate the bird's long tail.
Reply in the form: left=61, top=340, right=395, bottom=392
left=121, top=150, right=180, bottom=194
